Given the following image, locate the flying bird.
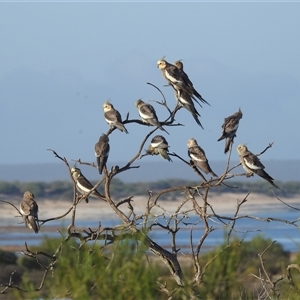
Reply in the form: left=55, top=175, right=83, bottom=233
left=218, top=108, right=243, bottom=154
left=187, top=138, right=218, bottom=177
left=236, top=144, right=280, bottom=189
left=135, top=99, right=169, bottom=134
left=175, top=89, right=203, bottom=128
left=71, top=166, right=106, bottom=202
left=174, top=59, right=210, bottom=106
left=95, top=134, right=110, bottom=174
left=144, top=135, right=172, bottom=161
left=103, top=101, right=128, bottom=134
left=20, top=191, right=39, bottom=233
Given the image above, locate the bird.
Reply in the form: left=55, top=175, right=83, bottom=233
left=135, top=99, right=169, bottom=134
left=103, top=101, right=128, bottom=134
left=71, top=166, right=106, bottom=202
left=187, top=138, right=218, bottom=177
left=236, top=144, right=280, bottom=189
left=95, top=134, right=110, bottom=174
left=144, top=135, right=172, bottom=161
left=173, top=59, right=210, bottom=106
left=175, top=89, right=203, bottom=128
left=157, top=58, right=209, bottom=107
left=218, top=108, right=243, bottom=154
left=19, top=191, right=39, bottom=233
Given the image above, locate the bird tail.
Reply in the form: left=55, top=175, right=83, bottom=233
left=191, top=95, right=203, bottom=108
left=97, top=156, right=103, bottom=174
left=217, top=135, right=225, bottom=142
left=119, top=124, right=129, bottom=134
left=224, top=137, right=232, bottom=154
left=256, top=169, right=280, bottom=189
left=193, top=90, right=210, bottom=106
left=123, top=126, right=129, bottom=134
left=159, top=124, right=170, bottom=135
left=27, top=215, right=39, bottom=233
left=192, top=113, right=204, bottom=129
left=158, top=149, right=172, bottom=162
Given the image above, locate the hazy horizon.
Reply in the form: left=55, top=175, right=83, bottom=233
left=1, top=159, right=299, bottom=183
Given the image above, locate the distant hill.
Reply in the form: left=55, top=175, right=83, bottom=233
left=0, top=160, right=299, bottom=183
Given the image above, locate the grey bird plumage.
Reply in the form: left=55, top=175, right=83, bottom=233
left=218, top=108, right=243, bottom=154
left=236, top=144, right=280, bottom=189
left=135, top=99, right=169, bottom=134
left=71, top=166, right=106, bottom=202
left=95, top=134, right=110, bottom=174
left=174, top=59, right=210, bottom=106
left=175, top=89, right=203, bottom=128
left=103, top=101, right=128, bottom=134
left=157, top=58, right=209, bottom=107
left=145, top=135, right=172, bottom=161
left=187, top=138, right=218, bottom=177
left=19, top=191, right=39, bottom=233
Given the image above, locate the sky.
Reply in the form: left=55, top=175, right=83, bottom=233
left=1, top=2, right=300, bottom=168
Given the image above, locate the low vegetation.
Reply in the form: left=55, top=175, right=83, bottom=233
left=1, top=236, right=300, bottom=299
left=0, top=179, right=299, bottom=200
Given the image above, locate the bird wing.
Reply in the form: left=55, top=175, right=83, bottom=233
left=188, top=146, right=207, bottom=162
left=164, top=64, right=184, bottom=85
left=151, top=136, right=168, bottom=149
left=243, top=153, right=265, bottom=171
left=139, top=104, right=156, bottom=119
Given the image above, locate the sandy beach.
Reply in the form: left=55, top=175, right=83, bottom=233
left=1, top=192, right=299, bottom=225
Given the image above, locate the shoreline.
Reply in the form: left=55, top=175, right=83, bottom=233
left=1, top=192, right=299, bottom=252
left=1, top=192, right=299, bottom=224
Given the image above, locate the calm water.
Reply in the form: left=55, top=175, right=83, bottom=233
left=1, top=210, right=300, bottom=253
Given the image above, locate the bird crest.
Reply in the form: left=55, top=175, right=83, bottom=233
left=157, top=56, right=167, bottom=68
left=174, top=59, right=183, bottom=68
left=71, top=165, right=80, bottom=174
left=23, top=190, right=34, bottom=199
left=103, top=99, right=112, bottom=108
left=135, top=99, right=143, bottom=107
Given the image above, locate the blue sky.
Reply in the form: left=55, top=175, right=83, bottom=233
left=1, top=2, right=299, bottom=166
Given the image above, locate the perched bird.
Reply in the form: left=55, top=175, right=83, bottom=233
left=157, top=58, right=209, bottom=107
left=187, top=138, right=218, bottom=177
left=135, top=99, right=169, bottom=134
left=175, top=89, right=203, bottom=128
left=19, top=191, right=39, bottom=233
left=174, top=59, right=210, bottom=106
left=236, top=144, right=280, bottom=189
left=95, top=134, right=110, bottom=174
left=157, top=58, right=189, bottom=92
left=218, top=108, right=243, bottom=154
left=71, top=166, right=106, bottom=202
left=145, top=135, right=172, bottom=161
left=103, top=101, right=128, bottom=134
